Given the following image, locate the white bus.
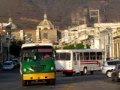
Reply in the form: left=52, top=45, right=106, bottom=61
left=55, top=49, right=104, bottom=76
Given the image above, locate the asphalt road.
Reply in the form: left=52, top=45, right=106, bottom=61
left=0, top=69, right=120, bottom=90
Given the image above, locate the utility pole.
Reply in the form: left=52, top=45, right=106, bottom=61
left=84, top=30, right=87, bottom=49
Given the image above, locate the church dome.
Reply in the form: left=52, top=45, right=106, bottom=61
left=38, top=14, right=54, bottom=30
left=6, top=17, right=17, bottom=30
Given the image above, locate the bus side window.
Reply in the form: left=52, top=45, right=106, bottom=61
left=76, top=53, right=80, bottom=60
left=84, top=52, right=89, bottom=60
left=66, top=53, right=70, bottom=60
left=60, top=53, right=70, bottom=60
left=90, top=52, right=95, bottom=60
left=55, top=53, right=59, bottom=60
left=60, top=53, right=64, bottom=60
left=80, top=53, right=83, bottom=60
left=57, top=53, right=65, bottom=60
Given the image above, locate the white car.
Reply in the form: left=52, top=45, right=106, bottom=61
left=2, top=61, right=15, bottom=70
left=101, top=60, right=120, bottom=78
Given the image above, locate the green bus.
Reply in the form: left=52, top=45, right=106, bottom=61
left=20, top=42, right=56, bottom=86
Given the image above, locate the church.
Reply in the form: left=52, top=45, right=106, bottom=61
left=12, top=14, right=58, bottom=44
left=36, top=14, right=58, bottom=43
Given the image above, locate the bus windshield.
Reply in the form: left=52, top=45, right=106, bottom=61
left=21, top=46, right=53, bottom=61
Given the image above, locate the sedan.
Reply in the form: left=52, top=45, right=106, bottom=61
left=2, top=61, right=15, bottom=70
left=101, top=60, right=120, bottom=78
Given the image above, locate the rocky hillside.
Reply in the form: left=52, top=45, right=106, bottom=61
left=0, top=0, right=120, bottom=29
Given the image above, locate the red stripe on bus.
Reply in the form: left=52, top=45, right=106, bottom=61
left=80, top=60, right=100, bottom=65
left=80, top=62, right=98, bottom=64
left=63, top=70, right=73, bottom=72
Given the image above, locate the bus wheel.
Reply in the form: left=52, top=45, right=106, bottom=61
left=50, top=79, right=56, bottom=85
left=46, top=79, right=56, bottom=85
left=65, top=72, right=73, bottom=76
left=22, top=80, right=28, bottom=86
left=83, top=68, right=87, bottom=75
left=90, top=71, right=94, bottom=75
left=28, top=80, right=31, bottom=85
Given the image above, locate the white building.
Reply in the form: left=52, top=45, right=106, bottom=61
left=60, top=22, right=120, bottom=59
left=94, top=23, right=120, bottom=59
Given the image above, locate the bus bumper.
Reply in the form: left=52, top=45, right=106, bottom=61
left=22, top=72, right=56, bottom=80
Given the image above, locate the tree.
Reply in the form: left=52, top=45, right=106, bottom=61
left=63, top=43, right=85, bottom=49
left=9, top=40, right=23, bottom=57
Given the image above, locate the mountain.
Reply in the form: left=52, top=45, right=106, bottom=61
left=0, top=0, right=120, bottom=29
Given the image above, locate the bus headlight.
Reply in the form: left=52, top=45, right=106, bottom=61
left=51, top=67, right=54, bottom=70
left=23, top=68, right=27, bottom=72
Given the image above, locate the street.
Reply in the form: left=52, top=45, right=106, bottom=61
left=0, top=70, right=120, bottom=90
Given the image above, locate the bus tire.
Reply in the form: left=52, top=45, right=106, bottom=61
left=81, top=71, right=84, bottom=75
left=22, top=80, right=28, bottom=86
left=83, top=67, right=87, bottom=75
left=46, top=79, right=56, bottom=85
left=28, top=80, right=31, bottom=85
left=90, top=71, right=94, bottom=75
left=50, top=79, right=56, bottom=85
left=65, top=72, right=73, bottom=76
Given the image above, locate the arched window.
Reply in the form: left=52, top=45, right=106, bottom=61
left=43, top=33, right=48, bottom=39
left=44, top=28, right=48, bottom=30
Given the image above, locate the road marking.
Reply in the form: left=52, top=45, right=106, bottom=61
left=64, top=83, right=74, bottom=90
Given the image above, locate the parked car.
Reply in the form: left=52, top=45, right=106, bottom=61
left=9, top=57, right=20, bottom=68
left=12, top=60, right=20, bottom=68
left=101, top=60, right=120, bottom=78
left=2, top=61, right=15, bottom=70
left=111, top=64, right=120, bottom=82
left=0, top=63, right=2, bottom=70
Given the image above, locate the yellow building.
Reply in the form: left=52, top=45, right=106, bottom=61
left=12, top=14, right=58, bottom=43
left=113, top=28, right=120, bottom=59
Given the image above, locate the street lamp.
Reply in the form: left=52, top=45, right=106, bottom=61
left=72, top=33, right=76, bottom=49
left=5, top=24, right=14, bottom=61
left=106, top=28, right=112, bottom=59
left=84, top=30, right=87, bottom=49
left=0, top=30, right=6, bottom=63
left=100, top=27, right=112, bottom=60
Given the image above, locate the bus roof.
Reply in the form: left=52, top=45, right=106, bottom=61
left=21, top=42, right=53, bottom=48
left=56, top=49, right=104, bottom=53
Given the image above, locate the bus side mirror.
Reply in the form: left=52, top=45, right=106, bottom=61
left=53, top=51, right=56, bottom=58
left=34, top=56, right=36, bottom=60
left=20, top=52, right=22, bottom=57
